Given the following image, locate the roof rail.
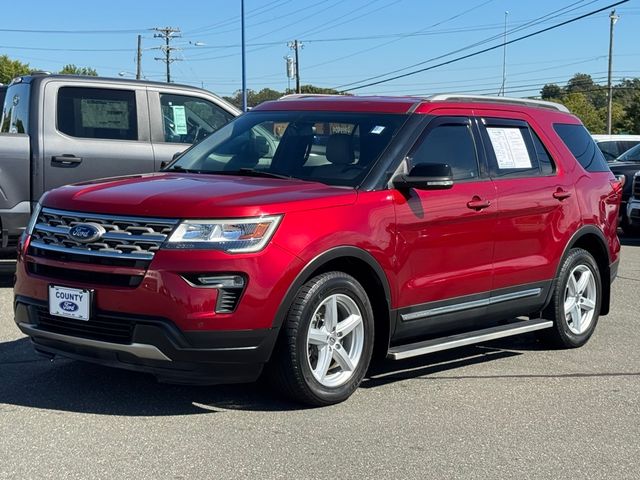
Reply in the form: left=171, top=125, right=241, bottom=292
left=427, top=94, right=570, bottom=113
left=278, top=93, right=341, bottom=100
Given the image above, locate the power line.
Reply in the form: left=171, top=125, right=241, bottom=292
left=337, top=0, right=630, bottom=92
left=0, top=27, right=148, bottom=34
left=334, top=0, right=600, bottom=90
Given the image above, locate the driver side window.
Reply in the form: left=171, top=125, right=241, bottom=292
left=160, top=93, right=234, bottom=144
left=410, top=122, right=479, bottom=181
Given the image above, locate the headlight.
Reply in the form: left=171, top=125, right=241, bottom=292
left=25, top=201, right=43, bottom=236
left=164, top=215, right=282, bottom=253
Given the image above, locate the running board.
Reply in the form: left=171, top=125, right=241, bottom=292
left=387, top=319, right=553, bottom=360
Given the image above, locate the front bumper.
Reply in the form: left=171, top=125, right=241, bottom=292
left=15, top=296, right=279, bottom=384
left=626, top=199, right=640, bottom=227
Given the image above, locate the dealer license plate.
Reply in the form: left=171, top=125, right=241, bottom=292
left=48, top=285, right=91, bottom=321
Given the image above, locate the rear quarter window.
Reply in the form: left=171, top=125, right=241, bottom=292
left=553, top=123, right=610, bottom=172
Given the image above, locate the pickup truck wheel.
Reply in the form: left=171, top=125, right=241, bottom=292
left=269, top=272, right=374, bottom=406
left=542, top=248, right=601, bottom=348
left=620, top=216, right=640, bottom=237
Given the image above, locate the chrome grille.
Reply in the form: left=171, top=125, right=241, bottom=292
left=30, top=208, right=179, bottom=263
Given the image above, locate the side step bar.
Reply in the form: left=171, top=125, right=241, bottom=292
left=387, top=319, right=553, bottom=360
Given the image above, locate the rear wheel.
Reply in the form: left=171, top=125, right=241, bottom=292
left=542, top=248, right=601, bottom=348
left=269, top=272, right=374, bottom=406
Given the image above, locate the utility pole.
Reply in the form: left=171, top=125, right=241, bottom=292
left=288, top=40, right=303, bottom=93
left=153, top=27, right=181, bottom=83
left=498, top=11, right=508, bottom=96
left=241, top=0, right=247, bottom=112
left=607, top=10, right=619, bottom=135
left=136, top=35, right=142, bottom=80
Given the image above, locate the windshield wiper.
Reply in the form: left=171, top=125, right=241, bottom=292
left=166, top=165, right=202, bottom=173
left=226, top=168, right=293, bottom=180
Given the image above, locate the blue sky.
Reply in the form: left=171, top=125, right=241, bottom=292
left=1, top=0, right=638, bottom=98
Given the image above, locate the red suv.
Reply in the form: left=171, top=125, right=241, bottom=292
left=14, top=94, right=621, bottom=406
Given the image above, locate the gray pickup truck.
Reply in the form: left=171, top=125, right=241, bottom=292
left=0, top=73, right=239, bottom=250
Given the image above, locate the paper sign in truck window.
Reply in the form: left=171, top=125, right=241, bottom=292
left=171, top=105, right=188, bottom=135
left=486, top=127, right=532, bottom=169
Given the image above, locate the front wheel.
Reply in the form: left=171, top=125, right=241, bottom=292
left=269, top=272, right=374, bottom=406
left=542, top=248, right=602, bottom=348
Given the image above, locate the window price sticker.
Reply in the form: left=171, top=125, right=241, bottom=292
left=487, top=127, right=532, bottom=169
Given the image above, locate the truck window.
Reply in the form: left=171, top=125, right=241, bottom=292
left=160, top=93, right=234, bottom=144
left=1, top=83, right=30, bottom=134
left=57, top=87, right=138, bottom=141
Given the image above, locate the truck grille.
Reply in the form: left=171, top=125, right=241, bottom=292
left=29, top=208, right=178, bottom=266
left=633, top=174, right=640, bottom=198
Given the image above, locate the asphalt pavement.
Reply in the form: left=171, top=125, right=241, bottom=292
left=1, top=240, right=639, bottom=479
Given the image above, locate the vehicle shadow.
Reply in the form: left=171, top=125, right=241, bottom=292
left=0, top=268, right=15, bottom=287
left=0, top=333, right=548, bottom=415
left=620, top=235, right=640, bottom=247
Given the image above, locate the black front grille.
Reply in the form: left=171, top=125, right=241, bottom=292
left=27, top=263, right=143, bottom=288
left=35, top=308, right=134, bottom=344
left=633, top=174, right=640, bottom=198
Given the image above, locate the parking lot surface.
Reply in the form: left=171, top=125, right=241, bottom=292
left=1, top=240, right=639, bottom=480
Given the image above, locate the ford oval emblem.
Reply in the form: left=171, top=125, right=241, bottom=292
left=59, top=301, right=79, bottom=312
left=68, top=222, right=105, bottom=243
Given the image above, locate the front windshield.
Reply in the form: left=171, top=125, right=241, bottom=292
left=618, top=143, right=640, bottom=162
left=167, top=111, right=407, bottom=187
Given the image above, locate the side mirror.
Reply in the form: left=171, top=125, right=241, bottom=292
left=392, top=163, right=454, bottom=190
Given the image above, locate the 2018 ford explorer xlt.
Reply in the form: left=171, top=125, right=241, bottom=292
left=14, top=94, right=621, bottom=406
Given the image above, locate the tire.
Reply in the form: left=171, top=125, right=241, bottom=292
left=542, top=248, right=602, bottom=348
left=268, top=271, right=375, bottom=406
left=620, top=216, right=640, bottom=237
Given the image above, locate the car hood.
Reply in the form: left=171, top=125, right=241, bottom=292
left=43, top=173, right=357, bottom=218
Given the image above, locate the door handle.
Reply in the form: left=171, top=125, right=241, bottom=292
left=51, top=155, right=83, bottom=167
left=467, top=196, right=491, bottom=210
left=552, top=189, right=572, bottom=201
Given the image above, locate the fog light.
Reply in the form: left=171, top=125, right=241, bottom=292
left=195, top=275, right=245, bottom=288
left=182, top=274, right=246, bottom=313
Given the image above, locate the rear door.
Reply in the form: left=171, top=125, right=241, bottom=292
left=42, top=81, right=154, bottom=191
left=475, top=113, right=579, bottom=317
left=147, top=88, right=237, bottom=169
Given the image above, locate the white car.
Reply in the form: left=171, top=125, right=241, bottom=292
left=592, top=134, right=640, bottom=162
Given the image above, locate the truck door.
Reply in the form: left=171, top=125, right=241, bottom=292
left=147, top=88, right=236, bottom=169
left=42, top=81, right=154, bottom=192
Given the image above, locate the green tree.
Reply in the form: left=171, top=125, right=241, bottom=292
left=558, top=92, right=605, bottom=133
left=540, top=83, right=563, bottom=100
left=289, top=85, right=343, bottom=95
left=620, top=92, right=640, bottom=134
left=59, top=64, right=98, bottom=76
left=223, top=87, right=283, bottom=109
left=0, top=55, right=31, bottom=84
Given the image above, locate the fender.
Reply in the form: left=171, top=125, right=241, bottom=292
left=544, top=224, right=611, bottom=313
left=271, top=246, right=392, bottom=330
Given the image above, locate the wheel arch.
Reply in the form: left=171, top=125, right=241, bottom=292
left=272, top=246, right=393, bottom=359
left=553, top=226, right=612, bottom=315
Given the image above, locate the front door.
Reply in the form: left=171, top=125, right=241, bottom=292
left=393, top=115, right=497, bottom=340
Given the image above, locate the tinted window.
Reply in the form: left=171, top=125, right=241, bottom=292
left=596, top=140, right=640, bottom=161
left=618, top=143, right=640, bottom=162
left=170, top=111, right=406, bottom=187
left=160, top=93, right=235, bottom=144
left=531, top=130, right=556, bottom=175
left=410, top=124, right=478, bottom=181
left=57, top=87, right=137, bottom=140
left=0, top=83, right=30, bottom=134
left=482, top=123, right=539, bottom=178
left=554, top=124, right=609, bottom=172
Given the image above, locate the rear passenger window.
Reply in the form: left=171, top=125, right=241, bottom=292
left=482, top=123, right=539, bottom=178
left=57, top=87, right=138, bottom=141
left=410, top=123, right=479, bottom=181
left=553, top=123, right=609, bottom=172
